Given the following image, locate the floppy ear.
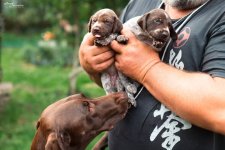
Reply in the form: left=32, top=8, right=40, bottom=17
left=88, top=16, right=93, bottom=33
left=168, top=22, right=177, bottom=41
left=112, top=17, right=123, bottom=33
left=137, top=13, right=150, bottom=31
left=45, top=133, right=61, bottom=150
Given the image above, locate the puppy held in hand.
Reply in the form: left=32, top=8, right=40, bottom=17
left=89, top=8, right=127, bottom=46
left=88, top=9, right=137, bottom=106
left=31, top=92, right=128, bottom=150
left=120, top=8, right=177, bottom=104
left=125, top=8, right=177, bottom=51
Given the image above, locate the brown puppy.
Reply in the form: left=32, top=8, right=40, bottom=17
left=31, top=92, right=128, bottom=150
left=126, top=8, right=177, bottom=50
left=88, top=9, right=137, bottom=108
left=88, top=8, right=127, bottom=46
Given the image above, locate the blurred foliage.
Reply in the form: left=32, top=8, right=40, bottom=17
left=3, top=0, right=129, bottom=33
left=3, top=0, right=130, bottom=68
left=23, top=38, right=74, bottom=67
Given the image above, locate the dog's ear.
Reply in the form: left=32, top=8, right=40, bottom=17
left=88, top=16, right=93, bottom=33
left=112, top=17, right=123, bottom=33
left=137, top=13, right=150, bottom=31
left=45, top=133, right=61, bottom=150
left=168, top=22, right=177, bottom=41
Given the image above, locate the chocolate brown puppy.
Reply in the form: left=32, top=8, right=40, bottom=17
left=126, top=8, right=177, bottom=50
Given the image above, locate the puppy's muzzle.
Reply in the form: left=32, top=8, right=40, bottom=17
left=92, top=26, right=102, bottom=37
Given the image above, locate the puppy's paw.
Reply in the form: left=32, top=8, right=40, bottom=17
left=127, top=93, right=137, bottom=107
left=116, top=35, right=128, bottom=44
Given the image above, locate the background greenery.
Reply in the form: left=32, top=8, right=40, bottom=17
left=0, top=0, right=129, bottom=149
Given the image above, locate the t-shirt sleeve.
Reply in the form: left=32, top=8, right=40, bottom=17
left=201, top=19, right=225, bottom=78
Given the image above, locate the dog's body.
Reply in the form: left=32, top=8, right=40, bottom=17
left=31, top=92, right=128, bottom=150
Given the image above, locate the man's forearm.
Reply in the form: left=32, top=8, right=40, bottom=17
left=142, top=62, right=225, bottom=134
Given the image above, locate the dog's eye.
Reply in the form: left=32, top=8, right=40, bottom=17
left=154, top=18, right=163, bottom=24
left=92, top=18, right=97, bottom=23
left=103, top=19, right=110, bottom=24
left=82, top=101, right=89, bottom=107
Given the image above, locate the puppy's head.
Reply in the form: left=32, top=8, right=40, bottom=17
left=88, top=9, right=123, bottom=39
left=31, top=92, right=128, bottom=150
left=138, top=9, right=177, bottom=50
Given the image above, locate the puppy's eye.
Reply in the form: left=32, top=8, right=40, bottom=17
left=82, top=101, right=89, bottom=107
left=92, top=18, right=97, bottom=23
left=103, top=19, right=111, bottom=24
left=154, top=18, right=163, bottom=24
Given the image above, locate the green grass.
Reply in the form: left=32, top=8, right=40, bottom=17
left=0, top=32, right=105, bottom=150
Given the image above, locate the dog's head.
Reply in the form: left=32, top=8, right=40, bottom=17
left=88, top=8, right=123, bottom=39
left=31, top=92, right=128, bottom=150
left=137, top=9, right=177, bottom=50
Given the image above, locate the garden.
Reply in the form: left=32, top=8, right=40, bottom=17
left=0, top=0, right=129, bottom=149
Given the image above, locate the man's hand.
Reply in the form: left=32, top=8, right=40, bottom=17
left=110, top=27, right=161, bottom=83
left=79, top=33, right=115, bottom=85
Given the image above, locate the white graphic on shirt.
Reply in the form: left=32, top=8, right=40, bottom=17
left=150, top=105, right=192, bottom=150
left=150, top=49, right=192, bottom=150
left=169, top=49, right=184, bottom=69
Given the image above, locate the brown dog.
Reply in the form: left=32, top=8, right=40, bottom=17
left=126, top=8, right=177, bottom=50
left=88, top=9, right=137, bottom=108
left=88, top=8, right=127, bottom=46
left=31, top=92, right=128, bottom=150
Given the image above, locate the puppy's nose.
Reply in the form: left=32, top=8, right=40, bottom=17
left=93, top=26, right=100, bottom=32
left=160, top=30, right=169, bottom=38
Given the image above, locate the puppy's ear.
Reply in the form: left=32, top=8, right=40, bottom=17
left=88, top=16, right=93, bottom=33
left=45, top=133, right=61, bottom=150
left=112, top=17, right=123, bottom=33
left=137, top=13, right=150, bottom=31
left=168, top=22, right=177, bottom=41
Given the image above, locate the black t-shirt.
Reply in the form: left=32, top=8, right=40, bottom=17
left=108, top=0, right=225, bottom=150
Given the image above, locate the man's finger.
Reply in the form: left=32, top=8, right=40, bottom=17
left=81, top=33, right=95, bottom=46
left=111, top=40, right=124, bottom=54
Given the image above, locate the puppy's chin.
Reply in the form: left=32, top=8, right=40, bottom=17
left=152, top=41, right=166, bottom=51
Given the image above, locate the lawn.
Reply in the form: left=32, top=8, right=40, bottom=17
left=0, top=32, right=105, bottom=150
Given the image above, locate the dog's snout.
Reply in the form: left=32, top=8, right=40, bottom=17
left=93, top=26, right=100, bottom=32
left=160, top=30, right=169, bottom=38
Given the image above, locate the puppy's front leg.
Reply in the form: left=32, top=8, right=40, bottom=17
left=116, top=35, right=128, bottom=44
left=118, top=72, right=137, bottom=94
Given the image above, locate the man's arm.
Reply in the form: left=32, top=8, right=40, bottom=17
left=142, top=62, right=225, bottom=134
left=111, top=27, right=225, bottom=134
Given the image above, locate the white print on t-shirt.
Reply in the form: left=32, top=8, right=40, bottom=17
left=150, top=105, right=192, bottom=150
left=169, top=49, right=184, bottom=70
left=150, top=49, right=192, bottom=150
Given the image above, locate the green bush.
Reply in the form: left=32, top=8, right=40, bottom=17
left=23, top=39, right=74, bottom=67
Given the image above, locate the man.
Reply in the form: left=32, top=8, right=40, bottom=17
left=79, top=0, right=225, bottom=149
